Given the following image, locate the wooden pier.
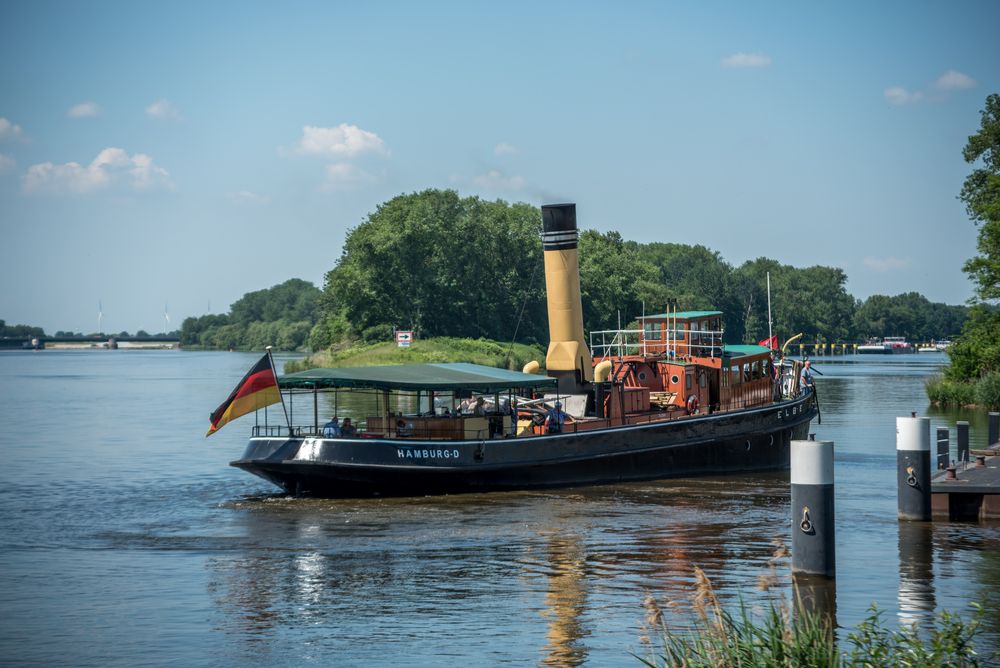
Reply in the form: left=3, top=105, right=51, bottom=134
left=931, top=447, right=1000, bottom=521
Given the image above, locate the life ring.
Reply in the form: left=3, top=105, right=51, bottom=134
left=686, top=394, right=700, bottom=415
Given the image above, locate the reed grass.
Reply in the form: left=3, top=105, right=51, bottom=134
left=636, top=540, right=988, bottom=667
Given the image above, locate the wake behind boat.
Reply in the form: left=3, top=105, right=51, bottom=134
left=222, top=203, right=817, bottom=497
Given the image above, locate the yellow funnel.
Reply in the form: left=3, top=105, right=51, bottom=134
left=542, top=204, right=593, bottom=392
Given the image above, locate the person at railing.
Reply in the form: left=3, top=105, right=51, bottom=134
left=799, top=360, right=815, bottom=396
left=322, top=417, right=341, bottom=438
left=341, top=418, right=357, bottom=437
left=473, top=396, right=486, bottom=417
left=546, top=401, right=567, bottom=434
left=396, top=419, right=413, bottom=437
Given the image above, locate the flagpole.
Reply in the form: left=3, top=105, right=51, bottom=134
left=766, top=272, right=773, bottom=349
left=266, top=346, right=293, bottom=436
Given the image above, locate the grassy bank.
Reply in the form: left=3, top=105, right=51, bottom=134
left=284, top=337, right=546, bottom=373
left=925, top=372, right=1000, bottom=410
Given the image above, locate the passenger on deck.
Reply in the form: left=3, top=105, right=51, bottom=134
left=322, top=417, right=340, bottom=438
left=340, top=418, right=357, bottom=437
left=396, top=419, right=413, bottom=437
left=546, top=401, right=567, bottom=434
left=799, top=360, right=815, bottom=395
left=473, top=396, right=486, bottom=417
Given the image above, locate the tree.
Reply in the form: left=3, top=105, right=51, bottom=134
left=961, top=94, right=1000, bottom=302
left=947, top=94, right=1000, bottom=381
left=321, top=190, right=546, bottom=343
left=578, top=231, right=666, bottom=332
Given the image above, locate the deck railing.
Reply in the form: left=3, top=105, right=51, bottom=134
left=589, top=326, right=725, bottom=359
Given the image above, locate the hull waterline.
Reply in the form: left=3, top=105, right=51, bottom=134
left=232, top=392, right=817, bottom=497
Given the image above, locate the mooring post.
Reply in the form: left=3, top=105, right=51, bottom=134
left=936, top=427, right=949, bottom=470
left=897, top=415, right=931, bottom=521
left=957, top=421, right=970, bottom=464
left=989, top=412, right=999, bottom=447
left=791, top=435, right=835, bottom=578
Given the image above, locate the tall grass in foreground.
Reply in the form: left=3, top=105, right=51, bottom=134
left=636, top=546, right=988, bottom=667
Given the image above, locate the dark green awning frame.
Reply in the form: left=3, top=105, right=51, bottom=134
left=279, top=362, right=557, bottom=393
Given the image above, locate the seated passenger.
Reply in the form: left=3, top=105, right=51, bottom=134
left=322, top=417, right=341, bottom=438
left=340, top=418, right=357, bottom=437
left=396, top=419, right=413, bottom=437
left=473, top=397, right=486, bottom=417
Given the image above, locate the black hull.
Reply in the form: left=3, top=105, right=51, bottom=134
left=232, top=392, right=817, bottom=498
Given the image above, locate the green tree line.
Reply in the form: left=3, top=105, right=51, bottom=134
left=180, top=278, right=320, bottom=350
left=181, top=191, right=970, bottom=353
left=0, top=320, right=45, bottom=338
left=308, top=189, right=967, bottom=352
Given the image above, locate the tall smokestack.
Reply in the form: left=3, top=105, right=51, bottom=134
left=542, top=203, right=593, bottom=394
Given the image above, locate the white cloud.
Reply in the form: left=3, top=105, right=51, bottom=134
left=297, top=124, right=388, bottom=158
left=721, top=52, right=772, bottom=68
left=0, top=117, right=25, bottom=141
left=145, top=98, right=180, bottom=120
left=0, top=153, right=15, bottom=174
left=67, top=101, right=100, bottom=118
left=494, top=142, right=517, bottom=155
left=934, top=69, right=976, bottom=91
left=228, top=190, right=270, bottom=205
left=884, top=86, right=923, bottom=105
left=321, top=162, right=376, bottom=190
left=863, top=256, right=908, bottom=272
left=473, top=169, right=525, bottom=191
left=23, top=147, right=171, bottom=194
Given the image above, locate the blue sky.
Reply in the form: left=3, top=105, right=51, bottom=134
left=1, top=1, right=998, bottom=335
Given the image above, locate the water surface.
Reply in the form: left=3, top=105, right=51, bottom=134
left=0, top=350, right=997, bottom=666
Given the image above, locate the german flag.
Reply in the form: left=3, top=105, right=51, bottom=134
left=206, top=353, right=281, bottom=436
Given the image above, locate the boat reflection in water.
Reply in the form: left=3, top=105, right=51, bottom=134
left=897, top=522, right=936, bottom=630
left=207, top=474, right=805, bottom=664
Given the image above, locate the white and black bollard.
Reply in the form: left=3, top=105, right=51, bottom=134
left=897, top=415, right=931, bottom=521
left=989, top=412, right=999, bottom=447
left=936, top=427, right=949, bottom=470
left=957, top=421, right=970, bottom=464
left=791, top=436, right=835, bottom=578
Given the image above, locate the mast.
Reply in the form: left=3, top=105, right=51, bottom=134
left=266, top=346, right=292, bottom=435
left=766, top=272, right=773, bottom=348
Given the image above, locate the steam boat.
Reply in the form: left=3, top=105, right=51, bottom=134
left=232, top=204, right=817, bottom=497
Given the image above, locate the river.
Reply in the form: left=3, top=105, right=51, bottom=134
left=0, top=349, right=997, bottom=666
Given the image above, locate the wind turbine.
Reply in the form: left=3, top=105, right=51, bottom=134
left=98, top=299, right=103, bottom=335
left=164, top=302, right=171, bottom=333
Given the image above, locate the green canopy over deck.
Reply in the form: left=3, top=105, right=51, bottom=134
left=279, top=362, right=558, bottom=393
left=722, top=344, right=773, bottom=359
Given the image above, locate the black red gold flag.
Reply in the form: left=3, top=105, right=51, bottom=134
left=206, top=353, right=281, bottom=436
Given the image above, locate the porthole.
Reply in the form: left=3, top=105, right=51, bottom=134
left=769, top=434, right=774, bottom=446
left=671, top=375, right=680, bottom=385
left=745, top=440, right=752, bottom=451
left=638, top=371, right=647, bottom=381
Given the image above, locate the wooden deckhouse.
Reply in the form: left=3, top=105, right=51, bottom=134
left=589, top=310, right=775, bottom=416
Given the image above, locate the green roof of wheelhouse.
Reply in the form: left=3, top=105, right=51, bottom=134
left=279, top=362, right=558, bottom=392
